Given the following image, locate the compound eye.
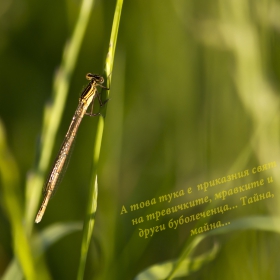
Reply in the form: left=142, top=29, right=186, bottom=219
left=86, top=73, right=94, bottom=80
left=92, top=75, right=104, bottom=84
left=86, top=73, right=104, bottom=84
left=98, top=76, right=104, bottom=84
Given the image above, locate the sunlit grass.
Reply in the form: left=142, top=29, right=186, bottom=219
left=0, top=0, right=122, bottom=278
left=0, top=120, right=37, bottom=280
left=77, top=0, right=123, bottom=279
left=1, top=0, right=280, bottom=279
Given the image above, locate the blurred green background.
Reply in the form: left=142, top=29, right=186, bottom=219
left=1, top=0, right=280, bottom=279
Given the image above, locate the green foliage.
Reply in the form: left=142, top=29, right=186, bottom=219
left=1, top=0, right=280, bottom=279
left=135, top=242, right=220, bottom=280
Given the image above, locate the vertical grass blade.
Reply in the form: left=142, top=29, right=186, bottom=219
left=77, top=0, right=123, bottom=279
left=0, top=120, right=36, bottom=280
left=104, top=0, right=124, bottom=86
left=25, top=0, right=97, bottom=231
left=2, top=222, right=82, bottom=280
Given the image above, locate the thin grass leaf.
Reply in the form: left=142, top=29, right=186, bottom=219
left=77, top=175, right=98, bottom=280
left=2, top=222, right=82, bottom=280
left=134, top=242, right=220, bottom=280
left=77, top=0, right=123, bottom=279
left=33, top=222, right=83, bottom=257
left=135, top=216, right=279, bottom=280
left=0, top=120, right=36, bottom=280
left=25, top=0, right=97, bottom=231
left=1, top=259, right=22, bottom=280
left=104, top=0, right=124, bottom=86
left=166, top=216, right=280, bottom=279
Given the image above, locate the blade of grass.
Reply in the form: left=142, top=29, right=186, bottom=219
left=77, top=0, right=123, bottom=279
left=166, top=216, right=280, bottom=279
left=25, top=0, right=97, bottom=231
left=135, top=242, right=220, bottom=280
left=34, top=222, right=83, bottom=256
left=77, top=174, right=99, bottom=280
left=0, top=119, right=37, bottom=280
left=2, top=222, right=82, bottom=280
left=138, top=216, right=280, bottom=279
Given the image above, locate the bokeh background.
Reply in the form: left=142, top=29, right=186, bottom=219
left=1, top=0, right=280, bottom=279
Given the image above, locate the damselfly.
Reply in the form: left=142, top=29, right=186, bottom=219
left=35, top=73, right=108, bottom=223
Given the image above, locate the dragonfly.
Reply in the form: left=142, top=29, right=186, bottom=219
left=35, top=73, right=108, bottom=223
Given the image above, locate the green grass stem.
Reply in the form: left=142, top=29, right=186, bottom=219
left=77, top=0, right=123, bottom=279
